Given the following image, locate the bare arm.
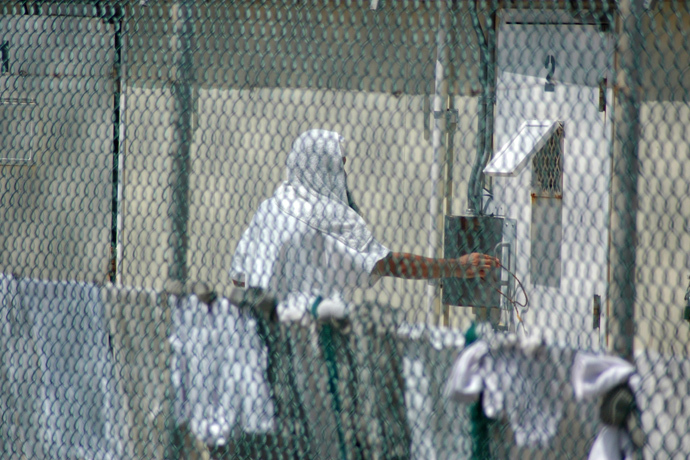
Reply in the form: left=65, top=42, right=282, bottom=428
left=373, top=252, right=499, bottom=280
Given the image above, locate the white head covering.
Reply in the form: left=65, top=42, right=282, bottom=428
left=276, top=129, right=373, bottom=252
left=286, top=129, right=349, bottom=204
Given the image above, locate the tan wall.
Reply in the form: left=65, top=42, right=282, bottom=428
left=0, top=16, right=114, bottom=282
left=633, top=3, right=690, bottom=354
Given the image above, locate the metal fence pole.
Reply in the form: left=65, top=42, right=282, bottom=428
left=609, top=0, right=642, bottom=361
left=168, top=1, right=194, bottom=290
left=166, top=3, right=195, bottom=459
left=426, top=0, right=450, bottom=327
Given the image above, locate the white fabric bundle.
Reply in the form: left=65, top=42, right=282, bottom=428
left=572, top=353, right=636, bottom=401
left=444, top=341, right=488, bottom=404
left=169, top=294, right=275, bottom=446
left=444, top=332, right=567, bottom=447
left=572, top=352, right=638, bottom=460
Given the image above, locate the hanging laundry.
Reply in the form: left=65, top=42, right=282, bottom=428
left=399, top=322, right=472, bottom=460
left=168, top=294, right=275, bottom=447
left=445, top=331, right=569, bottom=447
left=20, top=278, right=123, bottom=460
left=572, top=352, right=639, bottom=460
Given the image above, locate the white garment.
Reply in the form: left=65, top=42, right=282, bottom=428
left=20, top=279, right=122, bottom=460
left=444, top=340, right=488, bottom=403
left=169, top=294, right=274, bottom=446
left=445, top=335, right=567, bottom=447
left=402, top=328, right=472, bottom=460
left=571, top=352, right=639, bottom=460
left=231, top=129, right=390, bottom=322
left=572, top=352, right=636, bottom=401
left=588, top=426, right=634, bottom=460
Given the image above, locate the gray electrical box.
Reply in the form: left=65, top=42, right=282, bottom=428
left=442, top=215, right=505, bottom=309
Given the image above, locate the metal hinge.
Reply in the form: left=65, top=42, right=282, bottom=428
left=599, top=78, right=607, bottom=112
left=593, top=294, right=601, bottom=330
left=424, top=98, right=459, bottom=140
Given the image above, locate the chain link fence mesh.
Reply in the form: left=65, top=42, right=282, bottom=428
left=0, top=0, right=689, bottom=459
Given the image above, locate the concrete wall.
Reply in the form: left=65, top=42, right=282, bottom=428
left=633, top=2, right=690, bottom=354
left=0, top=15, right=115, bottom=282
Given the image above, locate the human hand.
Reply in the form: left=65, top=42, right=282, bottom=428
left=457, top=253, right=500, bottom=279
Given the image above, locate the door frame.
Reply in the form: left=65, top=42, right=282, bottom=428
left=491, top=8, right=615, bottom=348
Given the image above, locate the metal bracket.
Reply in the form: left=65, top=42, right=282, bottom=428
left=445, top=108, right=459, bottom=131
left=425, top=107, right=459, bottom=140
left=593, top=294, right=601, bottom=329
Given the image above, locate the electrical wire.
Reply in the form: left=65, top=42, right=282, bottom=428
left=493, top=262, right=529, bottom=328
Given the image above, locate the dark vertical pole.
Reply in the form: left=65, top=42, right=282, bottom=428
left=169, top=1, right=194, bottom=290
left=109, top=8, right=123, bottom=283
left=610, top=0, right=642, bottom=361
left=467, top=0, right=495, bottom=216
left=167, top=4, right=194, bottom=458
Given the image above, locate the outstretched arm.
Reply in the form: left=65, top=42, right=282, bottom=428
left=373, top=252, right=499, bottom=280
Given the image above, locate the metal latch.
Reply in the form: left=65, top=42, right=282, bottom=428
left=683, top=278, right=690, bottom=321
left=599, top=78, right=607, bottom=112
left=441, top=108, right=459, bottom=131
left=424, top=98, right=459, bottom=140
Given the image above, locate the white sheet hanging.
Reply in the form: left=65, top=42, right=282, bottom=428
left=572, top=352, right=639, bottom=460
left=444, top=333, right=568, bottom=447
left=169, top=294, right=275, bottom=446
left=20, top=279, right=123, bottom=460
left=396, top=323, right=472, bottom=460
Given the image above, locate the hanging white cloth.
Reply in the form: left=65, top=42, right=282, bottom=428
left=587, top=426, right=635, bottom=460
left=20, top=279, right=123, bottom=460
left=572, top=353, right=636, bottom=401
left=444, top=332, right=568, bottom=447
left=443, top=340, right=488, bottom=404
left=572, top=352, right=639, bottom=460
left=400, top=324, right=471, bottom=460
left=230, top=129, right=390, bottom=323
left=169, top=294, right=275, bottom=446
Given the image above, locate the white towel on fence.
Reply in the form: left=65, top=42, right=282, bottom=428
left=445, top=334, right=567, bottom=447
left=572, top=352, right=638, bottom=460
left=587, top=426, right=634, bottom=460
left=169, top=295, right=275, bottom=446
left=444, top=340, right=488, bottom=403
left=21, top=279, right=122, bottom=460
left=572, top=353, right=635, bottom=401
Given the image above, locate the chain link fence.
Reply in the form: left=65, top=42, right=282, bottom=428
left=0, top=0, right=689, bottom=458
